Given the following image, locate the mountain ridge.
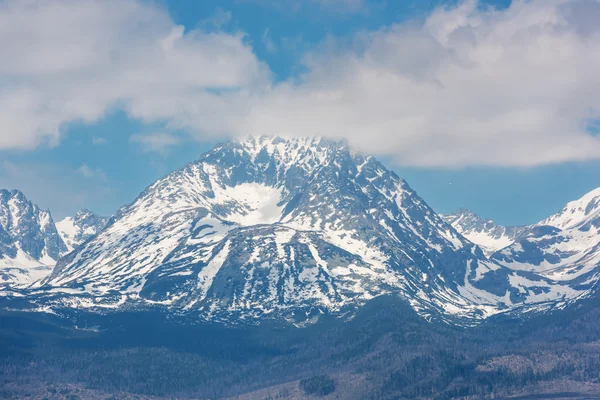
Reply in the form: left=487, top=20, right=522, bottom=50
left=2, top=137, right=599, bottom=327
left=442, top=209, right=529, bottom=256
left=445, top=189, right=600, bottom=309
left=56, top=209, right=110, bottom=252
left=43, top=136, right=497, bottom=323
left=16, top=136, right=592, bottom=325
left=0, top=189, right=67, bottom=288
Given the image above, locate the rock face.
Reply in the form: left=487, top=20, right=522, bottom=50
left=0, top=189, right=67, bottom=288
left=56, top=209, right=109, bottom=252
left=28, top=136, right=592, bottom=325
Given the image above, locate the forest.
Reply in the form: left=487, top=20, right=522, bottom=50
left=2, top=295, right=600, bottom=399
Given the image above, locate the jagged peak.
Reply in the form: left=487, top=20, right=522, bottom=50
left=73, top=208, right=106, bottom=219
left=448, top=208, right=478, bottom=217
left=444, top=208, right=485, bottom=223
left=0, top=188, right=29, bottom=202
left=222, top=136, right=356, bottom=162
left=179, top=136, right=381, bottom=191
left=236, top=135, right=344, bottom=149
left=446, top=208, right=504, bottom=226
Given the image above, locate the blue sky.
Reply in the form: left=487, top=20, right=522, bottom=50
left=0, top=0, right=599, bottom=225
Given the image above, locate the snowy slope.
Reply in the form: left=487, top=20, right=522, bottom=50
left=57, top=209, right=109, bottom=252
left=442, top=210, right=528, bottom=256
left=21, top=136, right=586, bottom=325
left=443, top=188, right=600, bottom=309
left=538, top=187, right=600, bottom=230
left=0, top=189, right=67, bottom=288
left=491, top=187, right=600, bottom=287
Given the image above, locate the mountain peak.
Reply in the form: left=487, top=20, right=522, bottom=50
left=56, top=209, right=109, bottom=252
left=0, top=188, right=28, bottom=202
left=43, top=137, right=515, bottom=324
left=6, top=139, right=599, bottom=327
left=235, top=136, right=348, bottom=164
left=0, top=189, right=67, bottom=288
left=538, top=186, right=600, bottom=230
left=444, top=208, right=480, bottom=222
left=442, top=209, right=527, bottom=256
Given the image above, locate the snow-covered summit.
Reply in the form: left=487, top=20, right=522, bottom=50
left=0, top=189, right=67, bottom=288
left=537, top=187, right=600, bottom=230
left=491, top=186, right=600, bottom=284
left=57, top=209, right=110, bottom=252
left=445, top=186, right=600, bottom=290
left=33, top=136, right=588, bottom=325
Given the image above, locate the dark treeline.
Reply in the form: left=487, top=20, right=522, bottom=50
left=2, top=296, right=600, bottom=399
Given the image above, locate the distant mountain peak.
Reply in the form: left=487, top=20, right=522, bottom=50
left=442, top=209, right=528, bottom=256
left=489, top=186, right=600, bottom=282
left=0, top=189, right=67, bottom=288
left=56, top=209, right=109, bottom=252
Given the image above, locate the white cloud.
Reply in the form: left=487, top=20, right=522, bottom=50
left=229, top=0, right=600, bottom=167
left=130, top=132, right=182, bottom=154
left=0, top=0, right=268, bottom=150
left=92, top=137, right=107, bottom=145
left=1, top=0, right=600, bottom=167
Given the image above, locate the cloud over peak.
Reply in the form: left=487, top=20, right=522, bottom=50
left=0, top=0, right=599, bottom=167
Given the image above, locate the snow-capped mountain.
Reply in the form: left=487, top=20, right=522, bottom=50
left=443, top=189, right=600, bottom=303
left=442, top=209, right=528, bottom=256
left=491, top=187, right=600, bottom=286
left=25, top=136, right=585, bottom=325
left=56, top=209, right=110, bottom=252
left=0, top=189, right=67, bottom=288
left=537, top=187, right=600, bottom=231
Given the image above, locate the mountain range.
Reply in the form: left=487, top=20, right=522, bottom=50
left=0, top=191, right=107, bottom=290
left=0, top=189, right=66, bottom=289
left=1, top=137, right=599, bottom=327
left=445, top=189, right=600, bottom=287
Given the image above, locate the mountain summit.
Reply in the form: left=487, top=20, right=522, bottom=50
left=24, top=136, right=586, bottom=324
left=0, top=189, right=67, bottom=288
left=538, top=187, right=600, bottom=231
left=56, top=209, right=109, bottom=252
left=442, top=209, right=528, bottom=256
left=491, top=187, right=600, bottom=284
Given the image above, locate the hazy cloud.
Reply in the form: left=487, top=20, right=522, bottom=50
left=130, top=133, right=183, bottom=154
left=262, top=28, right=277, bottom=53
left=200, top=7, right=232, bottom=30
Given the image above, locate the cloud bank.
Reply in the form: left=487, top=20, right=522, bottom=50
left=1, top=0, right=600, bottom=167
left=0, top=0, right=268, bottom=148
